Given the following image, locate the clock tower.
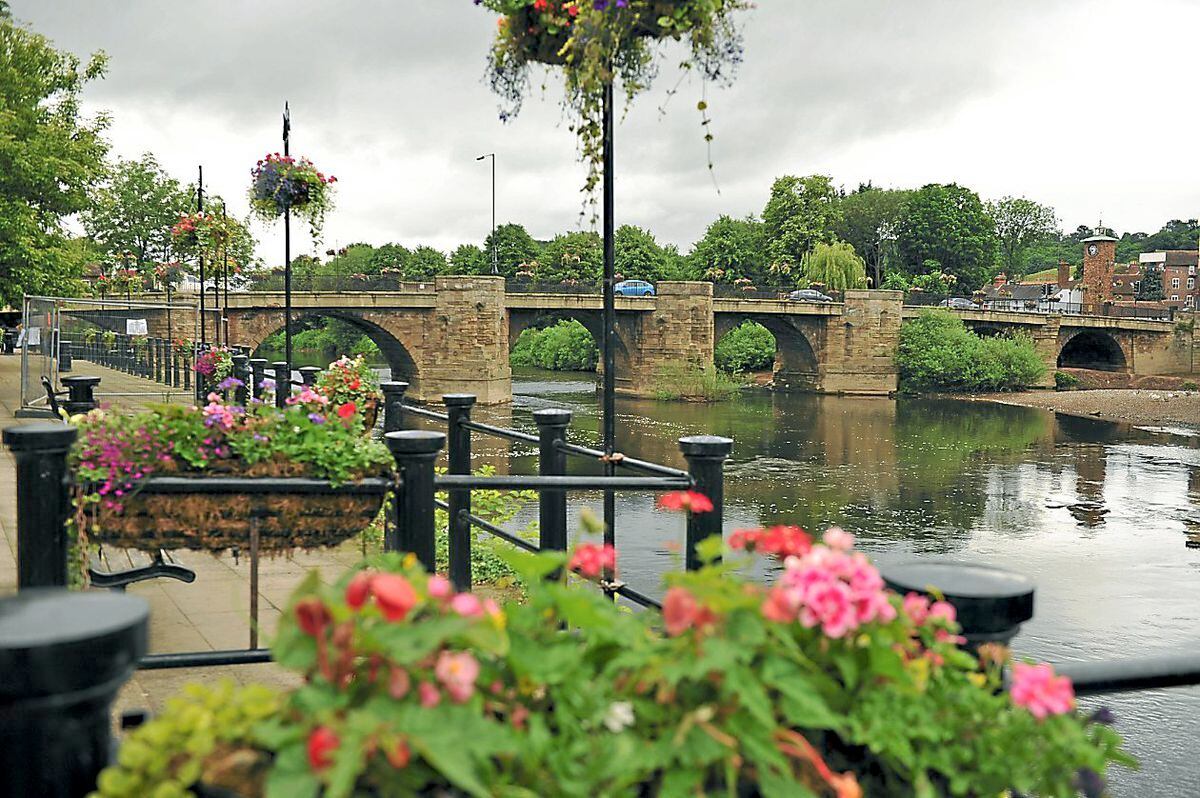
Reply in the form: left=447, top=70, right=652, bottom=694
left=1081, top=222, right=1118, bottom=307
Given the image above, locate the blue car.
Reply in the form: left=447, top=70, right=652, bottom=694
left=614, top=279, right=655, bottom=297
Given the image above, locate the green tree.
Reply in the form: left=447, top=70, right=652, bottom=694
left=538, top=231, right=602, bottom=283
left=370, top=243, right=412, bottom=274
left=800, top=240, right=868, bottom=290
left=614, top=225, right=668, bottom=281
left=1137, top=264, right=1165, bottom=301
left=896, top=184, right=998, bottom=292
left=658, top=243, right=701, bottom=281
left=450, top=243, right=491, bottom=275
left=0, top=16, right=109, bottom=305
left=988, top=196, right=1059, bottom=280
left=761, top=174, right=842, bottom=271
left=83, top=153, right=191, bottom=269
left=484, top=223, right=540, bottom=277
left=898, top=310, right=1045, bottom=392
left=715, top=321, right=775, bottom=373
left=688, top=215, right=767, bottom=284
left=408, top=245, right=447, bottom=279
left=835, top=186, right=910, bottom=287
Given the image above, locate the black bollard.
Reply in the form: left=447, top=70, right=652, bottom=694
left=381, top=381, right=408, bottom=432
left=678, top=435, right=733, bottom=571
left=271, top=361, right=290, bottom=409
left=535, top=408, right=571, bottom=557
left=58, top=340, right=72, bottom=373
left=249, top=357, right=268, bottom=400
left=384, top=430, right=444, bottom=572
left=298, top=366, right=321, bottom=387
left=231, top=354, right=250, bottom=405
left=2, top=424, right=77, bottom=589
left=444, top=394, right=476, bottom=590
left=0, top=590, right=148, bottom=798
left=882, top=561, right=1035, bottom=651
left=60, top=376, right=101, bottom=415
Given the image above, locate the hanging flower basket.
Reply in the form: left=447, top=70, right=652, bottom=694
left=248, top=153, right=336, bottom=239
left=70, top=399, right=391, bottom=554
left=314, top=354, right=383, bottom=433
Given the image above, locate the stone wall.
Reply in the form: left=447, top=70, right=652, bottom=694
left=616, top=282, right=714, bottom=397
left=420, top=276, right=511, bottom=404
left=812, top=290, right=901, bottom=394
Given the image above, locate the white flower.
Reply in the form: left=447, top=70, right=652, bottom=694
left=603, top=701, right=635, bottom=733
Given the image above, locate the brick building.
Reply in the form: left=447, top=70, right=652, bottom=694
left=1139, top=250, right=1199, bottom=309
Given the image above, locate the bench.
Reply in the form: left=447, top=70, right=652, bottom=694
left=88, top=547, right=196, bottom=591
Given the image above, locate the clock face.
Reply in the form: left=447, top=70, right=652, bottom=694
left=1088, top=244, right=1098, bottom=256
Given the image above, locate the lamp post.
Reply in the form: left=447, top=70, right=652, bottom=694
left=475, top=153, right=497, bottom=275
left=283, top=103, right=293, bottom=369
left=197, top=165, right=206, bottom=345
left=221, top=200, right=230, bottom=347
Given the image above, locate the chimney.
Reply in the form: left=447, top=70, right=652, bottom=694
left=993, top=272, right=1007, bottom=288
left=1057, top=260, right=1070, bottom=288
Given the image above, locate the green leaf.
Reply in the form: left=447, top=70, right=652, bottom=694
left=264, top=743, right=320, bottom=798
left=694, top=534, right=724, bottom=564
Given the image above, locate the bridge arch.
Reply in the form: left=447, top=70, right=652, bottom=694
left=506, top=308, right=632, bottom=377
left=1057, top=330, right=1128, bottom=371
left=233, top=309, right=420, bottom=385
left=716, top=314, right=821, bottom=390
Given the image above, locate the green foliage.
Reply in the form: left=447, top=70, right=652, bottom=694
left=1182, top=381, right=1198, bottom=392
left=510, top=320, right=597, bottom=371
left=909, top=269, right=959, bottom=296
left=0, top=16, right=109, bottom=305
left=880, top=271, right=910, bottom=290
left=614, top=224, right=668, bottom=282
left=898, top=311, right=1046, bottom=393
left=896, top=184, right=998, bottom=292
left=1137, top=263, right=1165, bottom=301
left=1054, top=371, right=1081, bottom=391
left=653, top=362, right=742, bottom=401
left=267, top=319, right=381, bottom=361
left=434, top=465, right=535, bottom=589
left=834, top=185, right=910, bottom=287
left=688, top=214, right=768, bottom=284
left=96, top=537, right=1133, bottom=797
left=987, top=196, right=1059, bottom=280
left=715, top=321, right=775, bottom=373
left=800, top=240, right=868, bottom=290
left=536, top=231, right=602, bottom=283
left=407, top=245, right=447, bottom=279
left=82, top=153, right=191, bottom=269
left=484, top=223, right=541, bottom=277
left=450, top=243, right=491, bottom=275
left=762, top=174, right=842, bottom=270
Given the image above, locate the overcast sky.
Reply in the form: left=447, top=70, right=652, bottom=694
left=12, top=0, right=1200, bottom=265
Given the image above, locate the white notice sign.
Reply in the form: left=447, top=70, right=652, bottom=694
left=26, top=326, right=41, bottom=346
left=126, top=319, right=148, bottom=336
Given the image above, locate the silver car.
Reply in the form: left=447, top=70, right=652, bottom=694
left=788, top=289, right=834, bottom=303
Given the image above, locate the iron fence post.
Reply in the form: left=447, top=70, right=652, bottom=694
left=381, top=381, right=408, bottom=432
left=298, top=366, right=321, bottom=387
left=881, top=561, right=1035, bottom=652
left=153, top=338, right=162, bottom=383
left=231, top=353, right=250, bottom=405
left=535, top=408, right=572, bottom=555
left=249, top=358, right=268, bottom=400
left=2, top=423, right=77, bottom=589
left=59, top=340, right=72, bottom=373
left=182, top=346, right=191, bottom=393
left=272, top=361, right=289, bottom=409
left=384, top=430, right=443, bottom=572
left=679, top=435, right=733, bottom=571
left=444, top=394, right=476, bottom=590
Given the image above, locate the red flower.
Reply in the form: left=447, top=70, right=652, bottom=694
left=568, top=543, right=616, bottom=579
left=385, top=739, right=411, bottom=769
left=345, top=571, right=373, bottom=610
left=656, top=491, right=714, bottom=514
left=307, top=726, right=339, bottom=771
left=663, top=587, right=699, bottom=636
left=372, top=573, right=418, bottom=622
left=730, top=525, right=812, bottom=559
left=295, top=598, right=331, bottom=637
left=337, top=402, right=357, bottom=419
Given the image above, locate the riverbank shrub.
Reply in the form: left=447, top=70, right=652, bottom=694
left=1054, top=370, right=1081, bottom=391
left=653, top=362, right=742, bottom=402
left=715, top=320, right=775, bottom=373
left=92, top=523, right=1132, bottom=797
left=509, top=319, right=597, bottom=371
left=898, top=310, right=1046, bottom=392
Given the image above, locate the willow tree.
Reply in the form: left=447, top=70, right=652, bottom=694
left=801, top=241, right=868, bottom=291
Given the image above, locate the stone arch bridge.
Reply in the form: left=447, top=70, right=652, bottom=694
left=84, top=278, right=1198, bottom=404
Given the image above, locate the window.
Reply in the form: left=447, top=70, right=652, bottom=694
left=1190, top=277, right=1195, bottom=290
left=1191, top=265, right=1196, bottom=276
left=1188, top=296, right=1195, bottom=307
left=1172, top=277, right=1181, bottom=289
left=1171, top=294, right=1180, bottom=302
left=1133, top=281, right=1141, bottom=291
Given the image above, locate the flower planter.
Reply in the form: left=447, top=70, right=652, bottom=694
left=87, top=476, right=385, bottom=555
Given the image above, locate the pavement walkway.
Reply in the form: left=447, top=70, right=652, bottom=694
left=0, top=355, right=365, bottom=715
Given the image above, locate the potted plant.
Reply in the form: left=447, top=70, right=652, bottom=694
left=101, top=329, right=116, bottom=349
left=314, top=355, right=383, bottom=432
left=90, top=510, right=1131, bottom=797
left=195, top=345, right=235, bottom=389
left=249, top=153, right=337, bottom=239
left=69, top=393, right=390, bottom=555
left=477, top=0, right=750, bottom=208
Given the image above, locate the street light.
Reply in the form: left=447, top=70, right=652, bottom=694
left=476, top=153, right=497, bottom=275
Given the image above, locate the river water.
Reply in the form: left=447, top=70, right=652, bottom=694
left=363, top=360, right=1199, bottom=794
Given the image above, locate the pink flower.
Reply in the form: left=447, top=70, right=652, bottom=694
left=435, top=650, right=481, bottom=703
left=1011, top=662, right=1075, bottom=719
left=929, top=600, right=956, bottom=624
left=568, top=543, right=616, bottom=579
left=903, top=592, right=931, bottom=626
left=761, top=588, right=795, bottom=623
left=663, top=587, right=717, bottom=636
left=426, top=574, right=452, bottom=600
left=418, top=681, right=441, bottom=708
left=656, top=491, right=714, bottom=514
left=799, top=579, right=856, bottom=638
left=389, top=666, right=411, bottom=699
left=822, top=527, right=855, bottom=551
left=449, top=592, right=484, bottom=618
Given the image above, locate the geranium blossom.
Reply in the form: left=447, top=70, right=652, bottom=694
left=435, top=650, right=481, bottom=703
left=656, top=490, right=714, bottom=514
left=662, top=586, right=718, bottom=637
left=729, top=525, right=811, bottom=558
left=568, top=542, right=616, bottom=579
left=371, top=574, right=418, bottom=622
left=1011, top=662, right=1075, bottom=719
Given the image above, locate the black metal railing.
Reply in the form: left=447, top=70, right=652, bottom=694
left=244, top=275, right=437, bottom=293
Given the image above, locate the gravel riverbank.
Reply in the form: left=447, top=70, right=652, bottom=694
left=968, top=389, right=1200, bottom=429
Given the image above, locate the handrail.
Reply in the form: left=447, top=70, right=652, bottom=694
left=434, top=474, right=690, bottom=491
left=460, top=418, right=540, bottom=445
left=403, top=404, right=451, bottom=423
left=1055, top=653, right=1200, bottom=696
left=556, top=440, right=692, bottom=479
left=432, top=500, right=540, bottom=554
